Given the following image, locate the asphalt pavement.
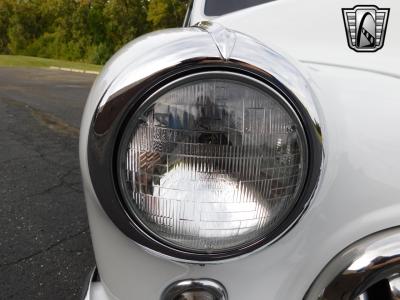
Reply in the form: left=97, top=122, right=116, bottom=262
left=0, top=67, right=96, bottom=299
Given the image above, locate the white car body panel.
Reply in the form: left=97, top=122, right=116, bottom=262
left=80, top=0, right=400, bottom=299
left=215, top=0, right=400, bottom=78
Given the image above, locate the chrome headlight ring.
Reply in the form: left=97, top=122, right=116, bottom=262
left=87, top=22, right=324, bottom=262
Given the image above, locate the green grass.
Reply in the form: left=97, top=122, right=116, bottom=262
left=0, top=55, right=102, bottom=72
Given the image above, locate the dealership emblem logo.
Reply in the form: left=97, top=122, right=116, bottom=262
left=342, top=5, right=390, bottom=52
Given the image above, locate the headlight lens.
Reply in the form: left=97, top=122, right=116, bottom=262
left=117, top=73, right=308, bottom=253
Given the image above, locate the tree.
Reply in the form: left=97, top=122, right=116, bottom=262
left=147, top=0, right=188, bottom=30
left=0, top=0, right=12, bottom=52
left=104, top=0, right=149, bottom=51
left=6, top=0, right=43, bottom=55
left=0, top=0, right=190, bottom=64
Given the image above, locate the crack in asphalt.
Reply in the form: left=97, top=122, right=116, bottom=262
left=3, top=101, right=79, bottom=170
left=1, top=97, right=79, bottom=138
left=0, top=156, right=40, bottom=165
left=25, top=168, right=80, bottom=199
left=0, top=68, right=95, bottom=299
left=0, top=227, right=89, bottom=268
left=1, top=99, right=83, bottom=196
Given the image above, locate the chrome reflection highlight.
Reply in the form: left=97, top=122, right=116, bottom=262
left=118, top=74, right=307, bottom=252
left=390, top=277, right=400, bottom=299
left=304, top=228, right=400, bottom=300
left=197, top=21, right=237, bottom=60
left=161, top=279, right=228, bottom=300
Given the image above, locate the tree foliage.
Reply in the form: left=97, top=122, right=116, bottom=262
left=0, top=0, right=189, bottom=64
left=147, top=0, right=188, bottom=30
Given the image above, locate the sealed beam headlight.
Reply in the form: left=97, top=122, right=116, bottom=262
left=117, top=72, right=308, bottom=254
left=87, top=25, right=323, bottom=262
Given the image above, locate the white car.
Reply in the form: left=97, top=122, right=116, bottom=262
left=80, top=0, right=400, bottom=299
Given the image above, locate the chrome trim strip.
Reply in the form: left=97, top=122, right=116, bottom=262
left=196, top=21, right=237, bottom=60
left=305, top=227, right=400, bottom=300
left=81, top=267, right=110, bottom=300
left=389, top=276, right=400, bottom=299
left=161, top=279, right=228, bottom=300
left=87, top=22, right=324, bottom=262
left=81, top=267, right=99, bottom=300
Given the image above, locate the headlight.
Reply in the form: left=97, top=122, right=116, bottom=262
left=86, top=22, right=323, bottom=262
left=117, top=72, right=308, bottom=253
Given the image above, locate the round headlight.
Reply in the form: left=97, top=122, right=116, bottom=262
left=117, top=72, right=308, bottom=253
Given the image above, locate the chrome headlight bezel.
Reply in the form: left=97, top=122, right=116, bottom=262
left=87, top=23, right=323, bottom=262
left=116, top=70, right=309, bottom=254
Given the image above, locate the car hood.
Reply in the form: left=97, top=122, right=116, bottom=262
left=216, top=0, right=400, bottom=78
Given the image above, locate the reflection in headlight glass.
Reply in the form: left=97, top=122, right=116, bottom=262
left=118, top=77, right=307, bottom=252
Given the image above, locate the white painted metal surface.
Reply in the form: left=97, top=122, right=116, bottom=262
left=216, top=0, right=400, bottom=77
left=80, top=0, right=400, bottom=299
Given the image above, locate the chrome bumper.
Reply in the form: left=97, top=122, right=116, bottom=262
left=305, top=228, right=400, bottom=300
left=83, top=228, right=400, bottom=300
left=82, top=267, right=110, bottom=300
